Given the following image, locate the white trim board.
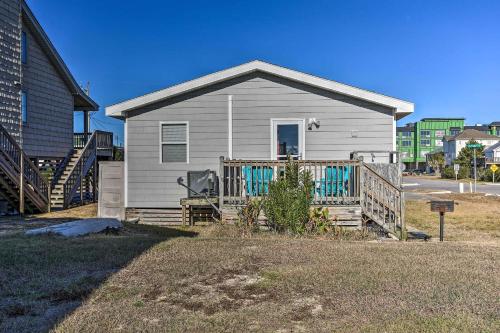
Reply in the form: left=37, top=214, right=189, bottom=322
left=106, top=60, right=414, bottom=119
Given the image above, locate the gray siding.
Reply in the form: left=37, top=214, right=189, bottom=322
left=21, top=22, right=74, bottom=158
left=0, top=0, right=22, bottom=141
left=126, top=73, right=394, bottom=208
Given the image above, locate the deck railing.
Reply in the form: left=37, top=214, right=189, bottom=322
left=486, top=157, right=500, bottom=163
left=219, top=157, right=361, bottom=207
left=0, top=124, right=49, bottom=212
left=360, top=163, right=405, bottom=238
left=63, top=131, right=98, bottom=208
left=74, top=131, right=113, bottom=150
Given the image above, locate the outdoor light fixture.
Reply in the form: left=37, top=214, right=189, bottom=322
left=308, top=118, right=320, bottom=130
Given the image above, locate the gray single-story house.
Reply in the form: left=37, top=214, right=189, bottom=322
left=106, top=61, right=413, bottom=226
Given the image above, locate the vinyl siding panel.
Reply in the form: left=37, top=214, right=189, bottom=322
left=0, top=0, right=22, bottom=141
left=20, top=22, right=73, bottom=158
left=126, top=73, right=394, bottom=208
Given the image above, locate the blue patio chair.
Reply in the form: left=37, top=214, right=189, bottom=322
left=324, top=165, right=351, bottom=196
left=242, top=166, right=274, bottom=196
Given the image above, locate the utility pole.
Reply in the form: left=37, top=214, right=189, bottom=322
left=473, top=148, right=477, bottom=193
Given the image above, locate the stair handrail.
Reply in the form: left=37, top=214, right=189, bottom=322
left=62, top=131, right=97, bottom=208
left=360, top=162, right=405, bottom=239
left=0, top=124, right=49, bottom=207
left=51, top=148, right=74, bottom=189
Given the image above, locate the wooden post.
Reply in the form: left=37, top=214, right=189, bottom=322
left=182, top=203, right=186, bottom=227
left=218, top=156, right=224, bottom=220
left=19, top=155, right=24, bottom=215
left=80, top=158, right=84, bottom=205
left=400, top=191, right=406, bottom=240
left=93, top=158, right=97, bottom=202
left=47, top=185, right=51, bottom=213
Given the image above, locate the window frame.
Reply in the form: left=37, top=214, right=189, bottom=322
left=401, top=140, right=412, bottom=147
left=159, top=121, right=189, bottom=164
left=420, top=139, right=431, bottom=146
left=21, top=90, right=27, bottom=123
left=401, top=131, right=412, bottom=137
left=21, top=31, right=27, bottom=64
left=434, top=129, right=445, bottom=138
left=420, top=130, right=431, bottom=137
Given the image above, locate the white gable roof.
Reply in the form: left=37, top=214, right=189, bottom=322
left=484, top=142, right=500, bottom=152
left=106, top=60, right=414, bottom=119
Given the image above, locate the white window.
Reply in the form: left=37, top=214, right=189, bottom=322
left=435, top=130, right=445, bottom=137
left=435, top=140, right=443, bottom=147
left=271, top=119, right=305, bottom=160
left=160, top=122, right=188, bottom=163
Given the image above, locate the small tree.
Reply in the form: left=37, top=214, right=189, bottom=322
left=427, top=152, right=445, bottom=176
left=263, top=157, right=313, bottom=234
left=455, top=140, right=484, bottom=167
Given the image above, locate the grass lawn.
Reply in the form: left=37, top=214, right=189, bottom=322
left=406, top=193, right=500, bottom=242
left=0, top=201, right=499, bottom=332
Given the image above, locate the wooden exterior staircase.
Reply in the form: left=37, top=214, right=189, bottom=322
left=50, top=131, right=112, bottom=210
left=359, top=163, right=405, bottom=239
left=0, top=124, right=50, bottom=213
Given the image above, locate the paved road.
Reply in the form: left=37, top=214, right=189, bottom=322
left=403, top=176, right=500, bottom=196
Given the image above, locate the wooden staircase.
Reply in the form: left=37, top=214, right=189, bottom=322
left=50, top=131, right=99, bottom=210
left=0, top=124, right=49, bottom=213
left=359, top=163, right=406, bottom=239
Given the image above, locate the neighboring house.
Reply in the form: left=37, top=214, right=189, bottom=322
left=465, top=122, right=500, bottom=136
left=484, top=142, right=500, bottom=164
left=0, top=0, right=98, bottom=160
left=443, top=129, right=500, bottom=166
left=106, top=60, right=414, bottom=224
left=0, top=0, right=112, bottom=213
left=397, top=118, right=464, bottom=170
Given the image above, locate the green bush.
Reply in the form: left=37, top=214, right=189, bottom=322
left=441, top=165, right=470, bottom=179
left=481, top=168, right=500, bottom=182
left=263, top=158, right=313, bottom=234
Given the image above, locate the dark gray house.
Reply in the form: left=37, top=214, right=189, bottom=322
left=107, top=61, right=413, bottom=234
left=0, top=0, right=98, bottom=159
left=0, top=0, right=111, bottom=213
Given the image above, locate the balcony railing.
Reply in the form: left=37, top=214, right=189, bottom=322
left=219, top=158, right=361, bottom=207
left=74, top=131, right=113, bottom=156
left=486, top=157, right=500, bottom=163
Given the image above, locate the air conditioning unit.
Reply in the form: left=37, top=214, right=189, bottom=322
left=187, top=170, right=218, bottom=198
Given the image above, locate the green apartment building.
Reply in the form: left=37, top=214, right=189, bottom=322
left=397, top=118, right=465, bottom=169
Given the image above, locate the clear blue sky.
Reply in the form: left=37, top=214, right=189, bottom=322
left=27, top=0, right=500, bottom=145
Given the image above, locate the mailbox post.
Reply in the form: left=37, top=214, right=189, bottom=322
left=429, top=200, right=456, bottom=241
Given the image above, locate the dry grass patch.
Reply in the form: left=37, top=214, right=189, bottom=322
left=54, top=233, right=499, bottom=333
left=406, top=193, right=500, bottom=242
left=0, top=222, right=196, bottom=333
left=0, top=204, right=98, bottom=236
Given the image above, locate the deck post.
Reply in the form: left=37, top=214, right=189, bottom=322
left=400, top=191, right=406, bottom=240
left=19, top=155, right=24, bottom=215
left=218, top=156, right=224, bottom=220
left=80, top=158, right=84, bottom=205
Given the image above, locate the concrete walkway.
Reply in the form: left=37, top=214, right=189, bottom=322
left=26, top=218, right=122, bottom=237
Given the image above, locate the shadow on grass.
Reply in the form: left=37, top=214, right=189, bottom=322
left=0, top=219, right=197, bottom=333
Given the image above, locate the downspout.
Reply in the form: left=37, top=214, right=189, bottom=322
left=228, top=95, right=233, bottom=159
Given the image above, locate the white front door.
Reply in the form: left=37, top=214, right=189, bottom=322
left=271, top=119, right=305, bottom=160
